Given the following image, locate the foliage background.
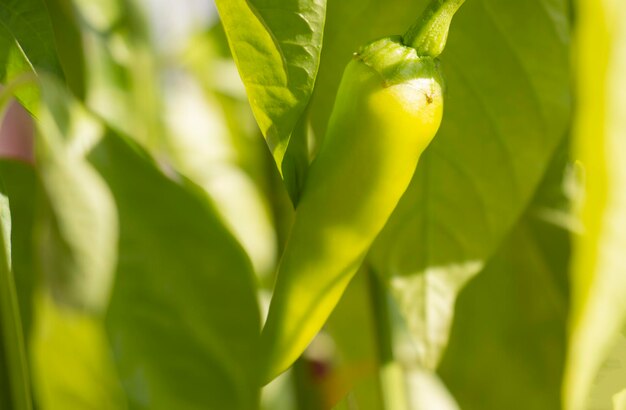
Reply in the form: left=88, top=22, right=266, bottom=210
left=0, top=0, right=624, bottom=409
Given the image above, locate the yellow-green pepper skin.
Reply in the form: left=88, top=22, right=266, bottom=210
left=260, top=36, right=445, bottom=383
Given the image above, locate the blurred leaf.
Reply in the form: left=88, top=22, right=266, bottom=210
left=30, top=294, right=127, bottom=409
left=43, top=0, right=86, bottom=99
left=261, top=369, right=297, bottom=410
left=72, top=0, right=165, bottom=150
left=404, top=368, right=459, bottom=410
left=438, top=140, right=572, bottom=410
left=0, top=0, right=66, bottom=110
left=0, top=329, right=11, bottom=409
left=564, top=1, right=626, bottom=409
left=586, top=333, right=626, bottom=410
left=214, top=0, right=326, bottom=203
left=162, top=69, right=277, bottom=279
left=88, top=129, right=261, bottom=409
left=0, top=187, right=32, bottom=410
left=35, top=77, right=117, bottom=313
left=308, top=0, right=572, bottom=370
left=615, top=390, right=626, bottom=410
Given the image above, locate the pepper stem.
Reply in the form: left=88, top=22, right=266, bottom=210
left=403, top=0, right=466, bottom=57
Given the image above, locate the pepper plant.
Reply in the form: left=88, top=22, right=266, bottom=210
left=0, top=0, right=625, bottom=409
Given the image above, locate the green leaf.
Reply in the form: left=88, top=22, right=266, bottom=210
left=30, top=294, right=128, bottom=409
left=438, top=140, right=572, bottom=410
left=0, top=185, right=32, bottom=410
left=88, top=129, right=261, bottom=410
left=214, top=0, right=326, bottom=202
left=563, top=1, right=626, bottom=409
left=35, top=77, right=118, bottom=313
left=43, top=0, right=86, bottom=99
left=0, top=0, right=65, bottom=110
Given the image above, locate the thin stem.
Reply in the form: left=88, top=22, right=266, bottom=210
left=369, top=268, right=408, bottom=410
left=403, top=0, right=466, bottom=57
left=0, top=197, right=32, bottom=410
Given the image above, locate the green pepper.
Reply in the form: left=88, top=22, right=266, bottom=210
left=260, top=0, right=466, bottom=384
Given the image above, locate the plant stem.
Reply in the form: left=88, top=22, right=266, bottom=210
left=0, top=196, right=32, bottom=410
left=403, top=0, right=466, bottom=57
left=369, top=268, right=408, bottom=410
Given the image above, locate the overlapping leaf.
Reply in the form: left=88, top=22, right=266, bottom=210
left=563, top=1, right=626, bottom=409
left=438, top=141, right=572, bottom=409
left=30, top=294, right=128, bottom=409
left=36, top=78, right=117, bottom=313
left=89, top=129, right=261, bottom=410
left=215, top=0, right=326, bottom=202
left=0, top=0, right=67, bottom=110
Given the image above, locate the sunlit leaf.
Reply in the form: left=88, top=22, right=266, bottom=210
left=36, top=77, right=117, bottom=313
left=215, top=0, right=326, bottom=202
left=438, top=141, right=572, bottom=409
left=563, top=1, right=626, bottom=409
left=615, top=389, right=626, bottom=410
left=88, top=129, right=261, bottom=409
left=586, top=333, right=626, bottom=410
left=30, top=294, right=127, bottom=409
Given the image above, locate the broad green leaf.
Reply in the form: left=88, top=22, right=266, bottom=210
left=0, top=0, right=65, bottom=110
left=88, top=129, right=261, bottom=410
left=0, top=188, right=32, bottom=410
left=307, top=0, right=571, bottom=369
left=438, top=141, right=572, bottom=410
left=35, top=78, right=117, bottom=313
left=214, top=0, right=326, bottom=202
left=30, top=294, right=127, bottom=409
left=0, top=159, right=122, bottom=410
left=563, top=1, right=626, bottom=409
